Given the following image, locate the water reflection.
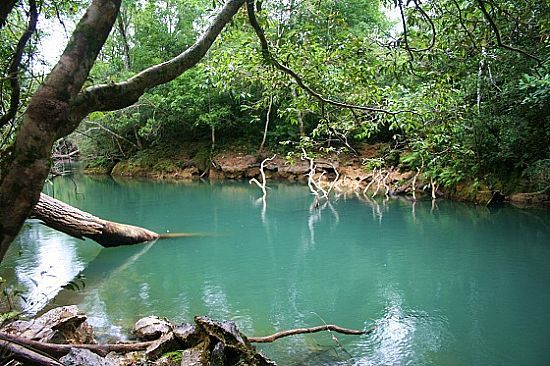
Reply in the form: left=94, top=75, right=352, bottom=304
left=1, top=177, right=550, bottom=365
left=356, top=286, right=448, bottom=366
left=2, top=222, right=98, bottom=315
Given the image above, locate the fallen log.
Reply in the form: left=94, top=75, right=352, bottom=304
left=248, top=324, right=374, bottom=343
left=31, top=193, right=159, bottom=247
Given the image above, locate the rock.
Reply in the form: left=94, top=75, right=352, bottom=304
left=194, top=317, right=247, bottom=348
left=194, top=316, right=277, bottom=366
left=172, top=322, right=203, bottom=348
left=209, top=342, right=225, bottom=366
left=59, top=348, right=115, bottom=366
left=181, top=344, right=208, bottom=366
left=3, top=305, right=94, bottom=344
left=145, top=332, right=181, bottom=360
left=279, top=160, right=309, bottom=177
left=216, top=154, right=257, bottom=179
left=105, top=351, right=143, bottom=366
left=508, top=192, right=550, bottom=205
left=133, top=316, right=172, bottom=341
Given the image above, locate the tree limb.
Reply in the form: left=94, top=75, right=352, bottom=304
left=475, top=0, right=541, bottom=64
left=0, top=0, right=123, bottom=263
left=0, top=0, right=38, bottom=129
left=31, top=193, right=159, bottom=247
left=85, top=120, right=139, bottom=149
left=248, top=324, right=374, bottom=343
left=245, top=0, right=417, bottom=117
left=69, top=0, right=246, bottom=123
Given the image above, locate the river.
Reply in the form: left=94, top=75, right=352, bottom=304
left=1, top=174, right=550, bottom=365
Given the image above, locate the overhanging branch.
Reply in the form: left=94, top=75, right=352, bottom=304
left=475, top=0, right=541, bottom=65
left=70, top=0, right=246, bottom=122
left=245, top=0, right=417, bottom=117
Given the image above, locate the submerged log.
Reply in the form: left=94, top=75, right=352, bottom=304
left=31, top=193, right=159, bottom=247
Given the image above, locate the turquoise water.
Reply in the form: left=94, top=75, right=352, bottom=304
left=2, top=175, right=550, bottom=365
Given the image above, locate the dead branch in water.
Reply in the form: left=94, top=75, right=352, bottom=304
left=301, top=149, right=340, bottom=205
left=249, top=154, right=276, bottom=200
left=248, top=324, right=374, bottom=343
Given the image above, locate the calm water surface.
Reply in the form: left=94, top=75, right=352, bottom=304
left=2, top=175, right=550, bottom=365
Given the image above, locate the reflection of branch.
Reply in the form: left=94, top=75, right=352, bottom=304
left=0, top=0, right=38, bottom=128
left=475, top=0, right=541, bottom=64
left=249, top=324, right=374, bottom=343
left=246, top=0, right=418, bottom=117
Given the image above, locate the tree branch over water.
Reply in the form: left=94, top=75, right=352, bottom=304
left=245, top=0, right=419, bottom=117
left=475, top=0, right=541, bottom=65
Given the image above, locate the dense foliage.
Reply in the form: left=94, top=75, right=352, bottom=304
left=2, top=0, right=549, bottom=194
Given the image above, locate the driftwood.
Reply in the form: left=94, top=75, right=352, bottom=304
left=248, top=324, right=374, bottom=343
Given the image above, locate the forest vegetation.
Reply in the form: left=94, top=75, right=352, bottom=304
left=0, top=1, right=549, bottom=364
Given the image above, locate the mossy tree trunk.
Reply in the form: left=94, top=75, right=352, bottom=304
left=0, top=0, right=245, bottom=263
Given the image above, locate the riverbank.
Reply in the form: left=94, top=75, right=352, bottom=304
left=84, top=142, right=549, bottom=207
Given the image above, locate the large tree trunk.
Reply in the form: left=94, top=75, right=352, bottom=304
left=0, top=0, right=122, bottom=262
left=31, top=193, right=159, bottom=247
left=0, top=0, right=245, bottom=263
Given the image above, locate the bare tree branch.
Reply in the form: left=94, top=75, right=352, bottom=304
left=475, top=0, right=541, bottom=64
left=450, top=0, right=479, bottom=49
left=85, top=120, right=140, bottom=149
left=0, top=0, right=38, bottom=129
left=411, top=0, right=436, bottom=52
left=246, top=0, right=417, bottom=117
